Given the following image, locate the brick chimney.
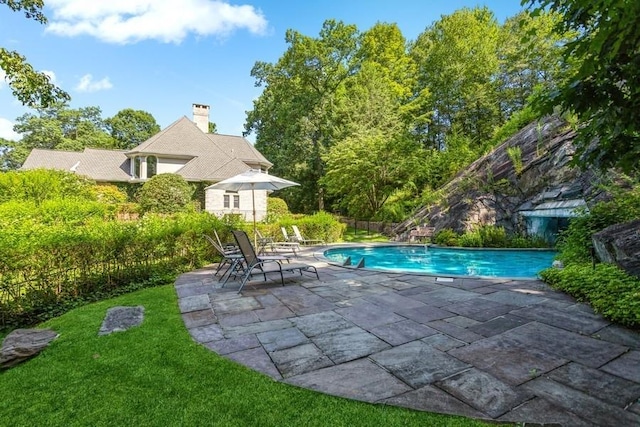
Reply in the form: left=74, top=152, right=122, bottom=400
left=193, top=103, right=210, bottom=133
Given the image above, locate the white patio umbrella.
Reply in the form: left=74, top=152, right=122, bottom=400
left=206, top=169, right=299, bottom=246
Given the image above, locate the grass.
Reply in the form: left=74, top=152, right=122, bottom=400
left=0, top=284, right=495, bottom=427
left=341, top=226, right=391, bottom=243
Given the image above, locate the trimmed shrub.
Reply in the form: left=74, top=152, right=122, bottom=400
left=0, top=212, right=228, bottom=330
left=136, top=173, right=194, bottom=215
left=266, top=197, right=290, bottom=222
left=90, top=184, right=128, bottom=204
left=0, top=169, right=95, bottom=204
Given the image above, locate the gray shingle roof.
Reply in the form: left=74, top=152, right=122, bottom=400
left=22, top=148, right=131, bottom=181
left=21, top=115, right=271, bottom=183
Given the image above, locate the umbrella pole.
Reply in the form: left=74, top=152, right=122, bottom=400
left=252, top=187, right=257, bottom=248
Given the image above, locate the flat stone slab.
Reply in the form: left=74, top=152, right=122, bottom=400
left=497, top=397, right=594, bottom=426
left=467, top=314, right=529, bottom=337
left=425, top=320, right=485, bottom=343
left=525, top=377, right=640, bottom=427
left=512, top=304, right=610, bottom=334
left=443, top=298, right=516, bottom=322
left=225, top=346, right=282, bottom=380
left=99, top=306, right=144, bottom=335
left=204, top=335, right=260, bottom=355
left=369, top=319, right=438, bottom=346
left=449, top=335, right=567, bottom=385
left=257, top=327, right=308, bottom=352
left=211, top=297, right=261, bottom=315
left=365, top=291, right=428, bottom=311
left=178, top=295, right=210, bottom=313
left=312, top=326, right=389, bottom=364
left=480, top=290, right=547, bottom=307
left=594, top=324, right=640, bottom=350
left=335, top=302, right=405, bottom=329
left=286, top=359, right=412, bottom=402
left=291, top=311, right=353, bottom=337
left=270, top=286, right=335, bottom=315
left=188, top=324, right=224, bottom=343
left=217, top=311, right=259, bottom=327
left=384, top=385, right=486, bottom=419
left=547, top=362, right=640, bottom=408
left=269, top=343, right=333, bottom=378
left=394, top=305, right=455, bottom=323
left=436, top=368, right=533, bottom=418
left=501, top=322, right=627, bottom=368
left=222, top=319, right=292, bottom=338
left=601, top=350, right=640, bottom=383
left=370, top=340, right=470, bottom=388
left=181, top=309, right=217, bottom=329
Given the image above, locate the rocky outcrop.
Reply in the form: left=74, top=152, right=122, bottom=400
left=394, top=115, right=603, bottom=239
left=592, top=220, right=640, bottom=278
left=1, top=328, right=58, bottom=369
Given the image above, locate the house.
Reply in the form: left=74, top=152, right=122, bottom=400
left=21, top=104, right=273, bottom=220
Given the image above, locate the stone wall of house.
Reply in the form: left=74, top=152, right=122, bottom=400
left=393, top=115, right=604, bottom=239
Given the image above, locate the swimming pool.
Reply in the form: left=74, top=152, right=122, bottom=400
left=322, top=245, right=556, bottom=279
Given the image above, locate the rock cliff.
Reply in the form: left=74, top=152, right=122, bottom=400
left=393, top=115, right=603, bottom=239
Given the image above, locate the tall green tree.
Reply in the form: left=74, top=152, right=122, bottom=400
left=105, top=108, right=161, bottom=149
left=247, top=20, right=360, bottom=213
left=524, top=0, right=640, bottom=173
left=497, top=10, right=570, bottom=116
left=410, top=7, right=502, bottom=148
left=323, top=53, right=424, bottom=219
left=0, top=0, right=70, bottom=108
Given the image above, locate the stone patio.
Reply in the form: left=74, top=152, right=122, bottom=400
left=175, top=246, right=640, bottom=426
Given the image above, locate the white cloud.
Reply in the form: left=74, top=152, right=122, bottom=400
left=0, top=118, right=21, bottom=141
left=45, top=0, right=268, bottom=44
left=42, top=70, right=58, bottom=85
left=75, top=74, right=113, bottom=93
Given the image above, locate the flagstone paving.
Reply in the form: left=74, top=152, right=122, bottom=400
left=174, top=246, right=640, bottom=426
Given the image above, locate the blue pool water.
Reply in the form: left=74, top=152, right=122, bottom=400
left=323, top=245, right=556, bottom=279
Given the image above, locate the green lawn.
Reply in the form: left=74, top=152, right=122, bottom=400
left=0, top=285, right=495, bottom=427
left=341, top=226, right=391, bottom=243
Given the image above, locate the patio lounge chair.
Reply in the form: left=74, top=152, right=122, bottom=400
left=256, top=229, right=299, bottom=256
left=291, top=225, right=325, bottom=245
left=203, top=234, right=243, bottom=280
left=230, top=230, right=319, bottom=293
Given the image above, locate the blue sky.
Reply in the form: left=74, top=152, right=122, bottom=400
left=0, top=0, right=525, bottom=142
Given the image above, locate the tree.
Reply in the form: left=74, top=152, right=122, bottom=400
left=0, top=0, right=70, bottom=108
left=524, top=0, right=640, bottom=173
left=208, top=122, right=217, bottom=134
left=497, top=10, right=571, bottom=117
left=1, top=104, right=117, bottom=169
left=323, top=63, right=424, bottom=219
left=410, top=7, right=502, bottom=148
left=105, top=109, right=161, bottom=149
left=247, top=20, right=360, bottom=213
left=136, top=173, right=194, bottom=214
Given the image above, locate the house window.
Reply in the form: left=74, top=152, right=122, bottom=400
left=133, top=156, right=141, bottom=178
left=223, top=195, right=230, bottom=208
left=233, top=195, right=240, bottom=209
left=147, top=156, right=157, bottom=178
